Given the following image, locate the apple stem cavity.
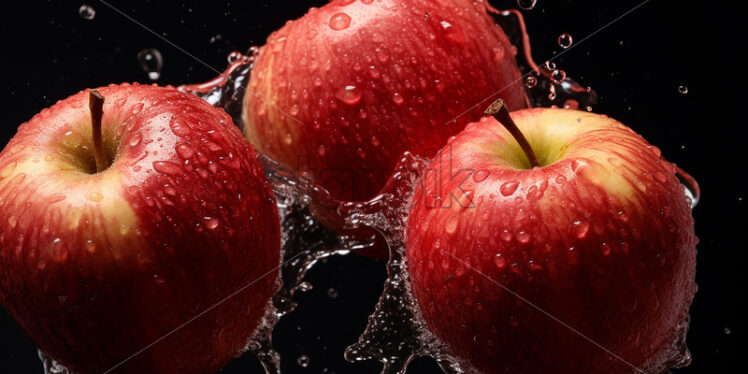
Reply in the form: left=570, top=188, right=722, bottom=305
left=88, top=89, right=107, bottom=173
left=485, top=99, right=540, bottom=168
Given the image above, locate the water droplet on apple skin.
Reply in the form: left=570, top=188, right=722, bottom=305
left=86, top=192, right=103, bottom=203
left=500, top=181, right=519, bottom=196
left=128, top=133, right=142, bottom=147
left=573, top=219, right=590, bottom=239
left=204, top=217, right=221, bottom=230
left=152, top=161, right=183, bottom=176
left=175, top=144, right=196, bottom=159
left=329, top=12, right=352, bottom=30
left=334, top=85, right=363, bottom=106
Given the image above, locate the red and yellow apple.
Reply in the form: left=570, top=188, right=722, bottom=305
left=0, top=84, right=280, bottom=373
left=406, top=107, right=697, bottom=373
left=243, top=0, right=528, bottom=256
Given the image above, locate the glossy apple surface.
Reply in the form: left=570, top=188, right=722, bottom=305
left=0, top=84, right=280, bottom=374
left=243, top=0, right=527, bottom=255
left=406, top=108, right=697, bottom=373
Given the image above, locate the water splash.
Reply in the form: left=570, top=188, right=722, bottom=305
left=492, top=9, right=598, bottom=110
left=159, top=7, right=696, bottom=374
left=328, top=154, right=476, bottom=374
left=179, top=48, right=259, bottom=131
left=39, top=351, right=71, bottom=374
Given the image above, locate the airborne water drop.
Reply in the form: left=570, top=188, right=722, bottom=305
left=557, top=33, right=573, bottom=49
left=137, top=48, right=163, bottom=81
left=78, top=4, right=95, bottom=20
left=517, top=0, right=537, bottom=11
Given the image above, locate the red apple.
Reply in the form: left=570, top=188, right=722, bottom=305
left=243, top=0, right=528, bottom=256
left=406, top=106, right=697, bottom=373
left=0, top=84, right=280, bottom=373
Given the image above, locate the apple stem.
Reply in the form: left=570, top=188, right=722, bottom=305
left=485, top=99, right=540, bottom=168
left=88, top=89, right=107, bottom=173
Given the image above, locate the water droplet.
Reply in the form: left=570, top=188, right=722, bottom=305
left=494, top=254, right=507, bottom=269
left=153, top=161, right=182, bottom=176
left=445, top=216, right=459, bottom=234
left=500, top=181, right=519, bottom=196
left=501, top=229, right=513, bottom=242
left=563, top=99, right=579, bottom=110
left=551, top=69, right=566, bottom=84
left=78, top=4, right=95, bottom=20
left=335, top=85, right=362, bottom=105
left=227, top=51, right=244, bottom=64
left=517, top=0, right=537, bottom=10
left=392, top=93, right=404, bottom=105
left=472, top=169, right=490, bottom=183
left=86, top=240, right=96, bottom=254
left=557, top=33, right=573, bottom=49
left=573, top=220, right=590, bottom=239
left=209, top=34, right=222, bottom=44
left=517, top=231, right=531, bottom=244
left=0, top=161, right=18, bottom=179
left=175, top=144, right=196, bottom=159
left=283, top=133, right=294, bottom=145
left=289, top=104, right=300, bottom=116
left=600, top=242, right=611, bottom=256
left=137, top=48, right=163, bottom=80
left=204, top=217, right=220, bottom=230
left=128, top=133, right=142, bottom=147
left=87, top=192, right=103, bottom=202
left=678, top=85, right=688, bottom=94
left=524, top=75, right=537, bottom=88
left=169, top=119, right=191, bottom=137
left=329, top=12, right=352, bottom=30
left=7, top=216, right=17, bottom=229
left=297, top=354, right=310, bottom=368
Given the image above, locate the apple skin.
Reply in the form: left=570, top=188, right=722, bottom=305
left=0, top=84, right=280, bottom=374
left=243, top=0, right=527, bottom=256
left=406, top=108, right=697, bottom=373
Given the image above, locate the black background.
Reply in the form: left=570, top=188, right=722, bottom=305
left=1, top=1, right=744, bottom=373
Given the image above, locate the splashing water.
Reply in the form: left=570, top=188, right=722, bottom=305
left=179, top=47, right=259, bottom=130
left=337, top=155, right=481, bottom=374
left=492, top=9, right=598, bottom=110
left=39, top=351, right=70, bottom=374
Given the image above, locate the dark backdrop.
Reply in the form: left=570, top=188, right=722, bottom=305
left=1, top=1, right=744, bottom=373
